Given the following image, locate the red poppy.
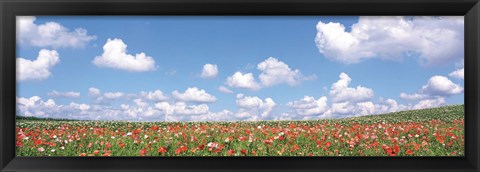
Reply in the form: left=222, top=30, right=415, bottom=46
left=197, top=144, right=205, bottom=150
left=34, top=139, right=42, bottom=146
left=16, top=140, right=23, bottom=147
left=291, top=144, right=301, bottom=152
left=158, top=146, right=167, bottom=154
left=240, top=149, right=247, bottom=155
left=227, top=149, right=235, bottom=156
left=176, top=145, right=188, bottom=154
left=325, top=142, right=332, bottom=148
left=140, top=149, right=147, bottom=156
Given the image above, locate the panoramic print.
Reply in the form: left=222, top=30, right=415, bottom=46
left=16, top=16, right=464, bottom=156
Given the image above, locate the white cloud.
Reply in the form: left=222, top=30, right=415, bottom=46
left=201, top=63, right=218, bottom=78
left=155, top=102, right=209, bottom=115
left=399, top=92, right=429, bottom=100
left=328, top=101, right=378, bottom=117
left=103, top=92, right=125, bottom=100
left=315, top=16, right=464, bottom=65
left=17, top=96, right=58, bottom=118
left=257, top=57, right=314, bottom=87
left=330, top=72, right=374, bottom=103
left=449, top=68, right=464, bottom=80
left=88, top=87, right=101, bottom=97
left=235, top=94, right=276, bottom=120
left=287, top=96, right=328, bottom=116
left=225, top=72, right=261, bottom=90
left=190, top=110, right=235, bottom=122
left=330, top=102, right=353, bottom=115
left=353, top=101, right=376, bottom=116
left=133, top=99, right=148, bottom=107
left=271, top=113, right=296, bottom=121
left=400, top=75, right=462, bottom=102
left=174, top=103, right=209, bottom=115
left=412, top=97, right=446, bottom=110
left=139, top=90, right=168, bottom=102
left=172, top=87, right=217, bottom=103
left=224, top=57, right=315, bottom=91
left=154, top=102, right=174, bottom=115
left=17, top=16, right=96, bottom=48
left=374, top=98, right=408, bottom=114
left=218, top=86, right=234, bottom=94
left=69, top=102, right=90, bottom=111
left=48, top=90, right=80, bottom=98
left=92, top=38, right=156, bottom=72
left=17, top=49, right=60, bottom=81
left=17, top=95, right=166, bottom=121
left=420, top=75, right=463, bottom=96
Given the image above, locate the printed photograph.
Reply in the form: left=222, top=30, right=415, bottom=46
left=16, top=16, right=464, bottom=156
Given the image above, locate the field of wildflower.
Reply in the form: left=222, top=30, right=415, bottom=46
left=15, top=105, right=464, bottom=156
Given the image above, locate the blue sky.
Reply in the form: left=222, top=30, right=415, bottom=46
left=16, top=16, right=465, bottom=121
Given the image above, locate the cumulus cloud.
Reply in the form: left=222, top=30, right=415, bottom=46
left=327, top=101, right=379, bottom=117
left=139, top=90, right=168, bottom=102
left=86, top=88, right=130, bottom=104
left=399, top=93, right=429, bottom=101
left=172, top=87, right=217, bottom=103
left=330, top=73, right=374, bottom=103
left=218, top=86, right=234, bottom=94
left=257, top=57, right=315, bottom=87
left=235, top=94, right=276, bottom=120
left=201, top=63, right=218, bottom=78
left=225, top=72, right=261, bottom=90
left=155, top=102, right=209, bottom=115
left=421, top=75, right=463, bottom=95
left=17, top=95, right=166, bottom=121
left=17, top=16, right=96, bottom=48
left=17, top=49, right=60, bottom=81
left=88, top=87, right=101, bottom=97
left=315, top=16, right=464, bottom=65
left=48, top=90, right=80, bottom=98
left=402, top=75, right=463, bottom=101
left=17, top=96, right=93, bottom=119
left=189, top=110, right=235, bottom=122
left=412, top=97, right=446, bottom=110
left=374, top=98, right=408, bottom=114
left=449, top=68, right=464, bottom=80
left=103, top=92, right=125, bottom=100
left=92, top=38, right=156, bottom=72
left=224, top=57, right=315, bottom=91
left=17, top=94, right=235, bottom=122
left=69, top=102, right=91, bottom=111
left=287, top=96, right=328, bottom=116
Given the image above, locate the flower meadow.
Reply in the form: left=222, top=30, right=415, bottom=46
left=16, top=105, right=464, bottom=157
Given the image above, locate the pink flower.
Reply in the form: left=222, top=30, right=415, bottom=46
left=38, top=147, right=45, bottom=152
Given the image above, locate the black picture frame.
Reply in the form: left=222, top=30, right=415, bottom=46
left=1, top=0, right=479, bottom=171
